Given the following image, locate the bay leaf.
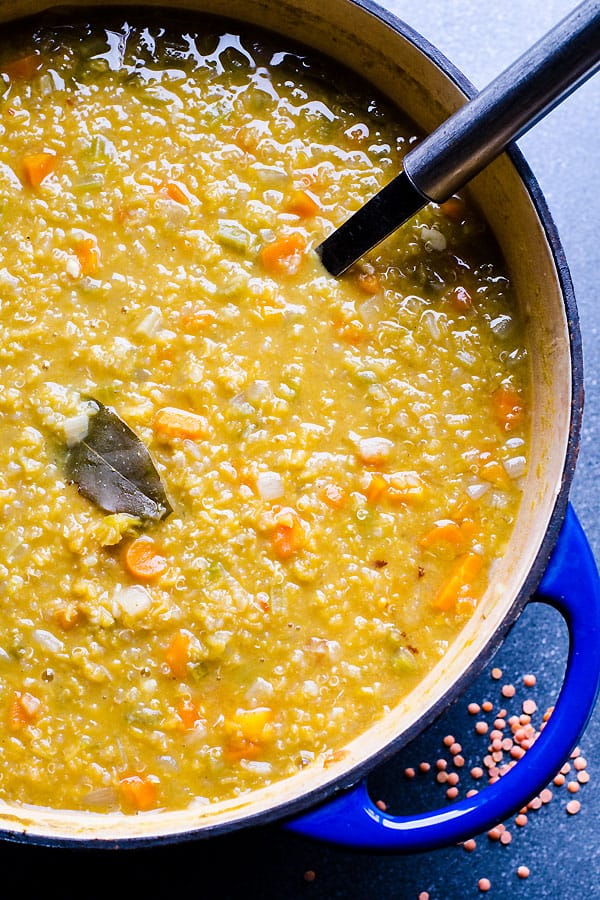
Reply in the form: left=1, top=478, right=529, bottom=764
left=65, top=401, right=172, bottom=521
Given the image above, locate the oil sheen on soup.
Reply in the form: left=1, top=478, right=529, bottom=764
left=0, top=13, right=530, bottom=814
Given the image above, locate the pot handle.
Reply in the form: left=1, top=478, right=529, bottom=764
left=285, top=503, right=600, bottom=852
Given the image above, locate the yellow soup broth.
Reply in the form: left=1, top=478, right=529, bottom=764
left=0, top=12, right=530, bottom=814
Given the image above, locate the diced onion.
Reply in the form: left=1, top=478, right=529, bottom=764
left=32, top=629, right=64, bottom=654
left=112, top=585, right=152, bottom=621
left=63, top=413, right=90, bottom=447
left=466, top=481, right=490, bottom=500
left=503, top=455, right=527, bottom=479
left=358, top=436, right=393, bottom=465
left=257, top=471, right=284, bottom=500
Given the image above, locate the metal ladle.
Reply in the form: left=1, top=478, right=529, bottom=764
left=317, top=0, right=600, bottom=277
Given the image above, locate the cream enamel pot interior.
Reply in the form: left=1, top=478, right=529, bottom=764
left=0, top=0, right=590, bottom=847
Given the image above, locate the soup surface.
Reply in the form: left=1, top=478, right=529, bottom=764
left=0, top=13, right=530, bottom=814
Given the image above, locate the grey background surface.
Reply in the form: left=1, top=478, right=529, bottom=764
left=1, top=2, right=598, bottom=897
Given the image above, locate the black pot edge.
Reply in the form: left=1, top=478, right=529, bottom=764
left=0, top=0, right=583, bottom=851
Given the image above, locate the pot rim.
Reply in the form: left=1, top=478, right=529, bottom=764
left=0, top=0, right=584, bottom=848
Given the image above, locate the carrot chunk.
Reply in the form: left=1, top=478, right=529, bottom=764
left=74, top=238, right=101, bottom=276
left=165, top=631, right=191, bottom=679
left=356, top=272, right=380, bottom=294
left=124, top=536, right=168, bottom=581
left=320, top=482, right=347, bottom=509
left=260, top=233, right=306, bottom=276
left=272, top=519, right=305, bottom=559
left=286, top=189, right=320, bottom=218
left=22, top=151, right=57, bottom=187
left=433, top=552, right=484, bottom=611
left=119, top=774, right=159, bottom=811
left=493, top=384, right=524, bottom=432
left=153, top=406, right=207, bottom=441
left=3, top=53, right=42, bottom=80
left=157, top=180, right=189, bottom=204
left=7, top=691, right=41, bottom=730
left=176, top=697, right=203, bottom=731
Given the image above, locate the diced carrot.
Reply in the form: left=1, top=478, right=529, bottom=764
left=271, top=508, right=305, bottom=559
left=234, top=707, right=273, bottom=742
left=439, top=195, right=466, bottom=222
left=153, top=406, right=207, bottom=441
left=432, top=552, right=484, bottom=611
left=419, top=519, right=464, bottom=548
left=493, top=384, right=525, bottom=432
left=118, top=774, right=159, bottom=811
left=479, top=456, right=510, bottom=487
left=332, top=316, right=365, bottom=346
left=286, top=189, right=320, bottom=218
left=3, top=53, right=42, bottom=80
left=22, top=151, right=57, bottom=188
left=53, top=602, right=81, bottom=630
left=74, top=238, right=101, bottom=276
left=260, top=233, right=306, bottom=276
left=157, top=180, right=189, bottom=205
left=449, top=285, right=472, bottom=311
left=356, top=272, right=380, bottom=295
left=176, top=697, right=202, bottom=731
left=320, top=482, right=347, bottom=509
left=124, top=536, right=168, bottom=581
left=7, top=691, right=41, bottom=730
left=386, top=471, right=426, bottom=504
left=165, top=630, right=191, bottom=679
left=224, top=707, right=274, bottom=760
left=365, top=473, right=388, bottom=504
left=181, top=308, right=216, bottom=332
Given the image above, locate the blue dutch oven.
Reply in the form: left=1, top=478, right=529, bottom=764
left=0, top=0, right=598, bottom=849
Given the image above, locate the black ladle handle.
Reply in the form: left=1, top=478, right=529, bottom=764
left=318, top=0, right=600, bottom=276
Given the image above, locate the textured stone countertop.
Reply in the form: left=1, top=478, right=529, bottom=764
left=0, top=3, right=597, bottom=897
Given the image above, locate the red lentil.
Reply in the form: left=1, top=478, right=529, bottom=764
left=501, top=684, right=516, bottom=699
left=522, top=699, right=537, bottom=716
left=523, top=674, right=536, bottom=687
left=476, top=722, right=489, bottom=735
left=454, top=755, right=465, bottom=768
left=566, top=799, right=581, bottom=815
left=468, top=703, right=481, bottom=715
left=540, top=788, right=553, bottom=804
left=574, top=756, right=587, bottom=771
left=303, top=870, right=316, bottom=883
left=443, top=734, right=455, bottom=747
left=418, top=892, right=430, bottom=900
left=463, top=838, right=477, bottom=852
left=491, top=668, right=502, bottom=680
left=517, top=865, right=530, bottom=879
left=375, top=799, right=387, bottom=811
left=446, top=786, right=459, bottom=799
left=471, top=766, right=484, bottom=779
left=419, top=762, right=431, bottom=773
left=436, top=759, right=448, bottom=771
left=577, top=771, right=590, bottom=784
left=478, top=877, right=492, bottom=892
left=567, top=781, right=580, bottom=793
left=404, top=767, right=416, bottom=779
left=500, top=831, right=512, bottom=845
left=449, top=742, right=462, bottom=756
left=482, top=701, right=494, bottom=713
left=515, top=814, right=528, bottom=827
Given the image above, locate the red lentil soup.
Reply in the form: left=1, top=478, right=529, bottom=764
left=0, top=11, right=530, bottom=814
